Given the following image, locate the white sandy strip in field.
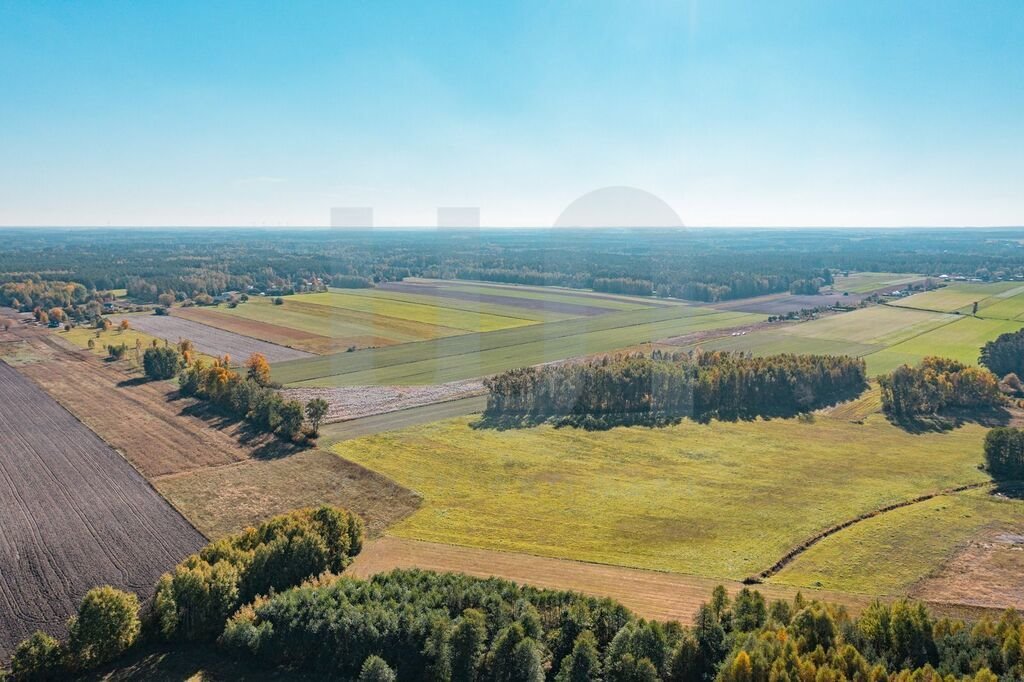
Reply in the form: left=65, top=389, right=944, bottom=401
left=117, top=313, right=313, bottom=363
left=282, top=380, right=486, bottom=423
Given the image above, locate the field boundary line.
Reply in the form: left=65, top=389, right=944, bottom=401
left=750, top=481, right=996, bottom=583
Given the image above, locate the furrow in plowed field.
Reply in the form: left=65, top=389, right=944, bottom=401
left=0, top=361, right=204, bottom=661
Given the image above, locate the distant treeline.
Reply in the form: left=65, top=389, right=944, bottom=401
left=5, top=228, right=1024, bottom=305
left=878, top=357, right=1002, bottom=419
left=482, top=351, right=867, bottom=428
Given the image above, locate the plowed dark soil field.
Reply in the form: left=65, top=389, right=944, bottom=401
left=0, top=361, right=204, bottom=661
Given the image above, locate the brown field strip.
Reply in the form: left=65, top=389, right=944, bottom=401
left=348, top=537, right=999, bottom=624
left=347, top=537, right=874, bottom=623
left=0, top=360, right=204, bottom=660
left=13, top=333, right=255, bottom=478
left=172, top=305, right=341, bottom=353
left=152, top=450, right=421, bottom=540
left=115, top=313, right=314, bottom=363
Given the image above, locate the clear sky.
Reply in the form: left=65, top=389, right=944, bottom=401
left=1, top=1, right=1021, bottom=227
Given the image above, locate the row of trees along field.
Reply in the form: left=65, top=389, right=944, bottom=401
left=482, top=351, right=867, bottom=428
left=878, top=357, right=1003, bottom=419
left=9, top=505, right=1024, bottom=680
left=176, top=348, right=328, bottom=441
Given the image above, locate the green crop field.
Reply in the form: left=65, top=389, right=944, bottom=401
left=213, top=296, right=466, bottom=343
left=441, top=281, right=661, bottom=310
left=976, top=284, right=1024, bottom=320
left=298, top=291, right=539, bottom=332
left=332, top=411, right=995, bottom=584
left=891, top=282, right=1023, bottom=314
left=862, top=316, right=1024, bottom=375
left=772, top=488, right=1024, bottom=594
left=782, top=306, right=952, bottom=346
left=333, top=287, right=582, bottom=322
left=275, top=306, right=762, bottom=386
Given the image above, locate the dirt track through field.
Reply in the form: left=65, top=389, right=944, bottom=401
left=0, top=360, right=204, bottom=661
left=347, top=537, right=874, bottom=623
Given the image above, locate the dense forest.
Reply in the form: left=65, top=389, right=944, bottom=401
left=878, top=357, right=1003, bottom=420
left=482, top=351, right=867, bottom=428
left=3, top=228, right=1024, bottom=305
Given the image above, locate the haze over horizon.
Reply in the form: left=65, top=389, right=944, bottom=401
left=2, top=1, right=1022, bottom=228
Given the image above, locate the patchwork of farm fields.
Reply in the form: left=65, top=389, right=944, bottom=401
left=274, top=306, right=761, bottom=386
left=1, top=327, right=415, bottom=546
left=112, top=313, right=314, bottom=362
left=0, top=361, right=204, bottom=659
left=685, top=299, right=1024, bottom=376
left=891, top=281, right=1024, bottom=316
left=331, top=409, right=1020, bottom=587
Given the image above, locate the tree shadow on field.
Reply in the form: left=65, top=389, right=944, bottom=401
left=888, top=405, right=1013, bottom=434
left=85, top=640, right=307, bottom=681
left=175, top=396, right=311, bottom=460
left=116, top=376, right=149, bottom=388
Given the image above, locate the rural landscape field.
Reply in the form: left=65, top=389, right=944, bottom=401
left=4, top=2, right=1024, bottom=678
left=4, top=227, right=1024, bottom=679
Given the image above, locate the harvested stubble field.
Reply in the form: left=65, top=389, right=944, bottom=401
left=111, top=312, right=314, bottom=363
left=153, top=449, right=420, bottom=539
left=827, top=272, right=925, bottom=294
left=331, top=409, right=994, bottom=586
left=274, top=306, right=762, bottom=387
left=0, top=361, right=204, bottom=660
left=173, top=304, right=346, bottom=355
left=912, top=526, right=1024, bottom=610
left=282, top=379, right=485, bottom=423
left=346, top=537, right=875, bottom=624
left=709, top=292, right=870, bottom=315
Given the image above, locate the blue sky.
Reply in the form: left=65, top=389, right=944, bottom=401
left=1, top=1, right=1021, bottom=227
